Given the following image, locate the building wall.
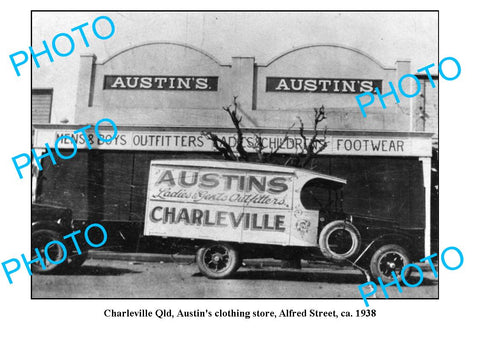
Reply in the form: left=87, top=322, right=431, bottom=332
left=74, top=42, right=430, bottom=132
left=256, top=45, right=390, bottom=110
left=414, top=76, right=439, bottom=146
left=95, top=43, right=231, bottom=111
left=34, top=42, right=436, bottom=253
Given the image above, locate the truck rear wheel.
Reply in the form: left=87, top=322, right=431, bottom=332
left=196, top=243, right=240, bottom=279
left=369, top=244, right=411, bottom=283
left=318, top=221, right=361, bottom=262
left=31, top=229, right=67, bottom=274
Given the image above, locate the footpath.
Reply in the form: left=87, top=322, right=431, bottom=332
left=88, top=250, right=435, bottom=271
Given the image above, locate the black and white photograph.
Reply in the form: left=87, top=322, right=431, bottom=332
left=1, top=2, right=478, bottom=339
left=30, top=11, right=438, bottom=299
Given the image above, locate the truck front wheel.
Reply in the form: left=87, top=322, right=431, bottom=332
left=369, top=244, right=411, bottom=283
left=196, top=243, right=240, bottom=279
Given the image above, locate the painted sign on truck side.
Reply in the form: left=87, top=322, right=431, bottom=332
left=143, top=160, right=341, bottom=247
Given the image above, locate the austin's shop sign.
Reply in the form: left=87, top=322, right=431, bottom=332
left=103, top=75, right=218, bottom=91
left=266, top=77, right=382, bottom=93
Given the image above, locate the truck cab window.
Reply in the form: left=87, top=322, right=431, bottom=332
left=300, top=178, right=343, bottom=212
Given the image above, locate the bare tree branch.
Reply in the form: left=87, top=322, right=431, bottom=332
left=252, top=122, right=295, bottom=163
left=222, top=96, right=249, bottom=161
left=284, top=154, right=302, bottom=167
left=204, top=97, right=328, bottom=169
left=299, top=106, right=328, bottom=168
left=201, top=131, right=237, bottom=161
left=314, top=127, right=328, bottom=154
left=265, top=122, right=295, bottom=162
left=297, top=117, right=308, bottom=154
left=252, top=134, right=266, bottom=162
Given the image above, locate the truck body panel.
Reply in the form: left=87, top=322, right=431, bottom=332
left=143, top=160, right=345, bottom=247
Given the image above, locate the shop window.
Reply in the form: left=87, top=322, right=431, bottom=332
left=32, top=88, right=53, bottom=124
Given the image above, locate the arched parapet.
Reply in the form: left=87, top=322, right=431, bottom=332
left=262, top=43, right=393, bottom=70
left=75, top=42, right=233, bottom=122
left=99, top=41, right=227, bottom=66
left=255, top=43, right=402, bottom=113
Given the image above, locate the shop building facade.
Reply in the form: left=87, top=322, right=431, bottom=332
left=33, top=42, right=438, bottom=255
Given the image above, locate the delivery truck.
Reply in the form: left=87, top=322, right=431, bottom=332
left=144, top=159, right=424, bottom=280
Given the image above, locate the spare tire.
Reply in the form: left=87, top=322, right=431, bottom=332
left=318, top=220, right=361, bottom=262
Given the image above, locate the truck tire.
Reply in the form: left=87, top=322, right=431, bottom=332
left=318, top=220, right=361, bottom=262
left=31, top=229, right=67, bottom=274
left=196, top=243, right=240, bottom=279
left=369, top=244, right=411, bottom=283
